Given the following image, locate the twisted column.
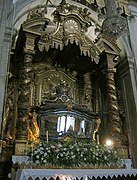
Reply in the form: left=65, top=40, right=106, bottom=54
left=16, top=35, right=36, bottom=140
left=16, top=49, right=35, bottom=140
left=107, top=67, right=123, bottom=146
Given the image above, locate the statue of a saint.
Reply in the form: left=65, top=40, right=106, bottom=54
left=92, top=117, right=101, bottom=143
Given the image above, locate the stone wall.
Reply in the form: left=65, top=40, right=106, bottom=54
left=0, top=0, right=13, bottom=135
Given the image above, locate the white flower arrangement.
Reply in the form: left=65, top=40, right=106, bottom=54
left=31, top=141, right=122, bottom=168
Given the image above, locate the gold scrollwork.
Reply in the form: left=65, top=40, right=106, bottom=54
left=27, top=112, right=39, bottom=142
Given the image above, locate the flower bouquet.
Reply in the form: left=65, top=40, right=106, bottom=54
left=31, top=141, right=122, bottom=169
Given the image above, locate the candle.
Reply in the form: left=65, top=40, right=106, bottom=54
left=46, top=131, right=48, bottom=143
left=97, top=134, right=99, bottom=145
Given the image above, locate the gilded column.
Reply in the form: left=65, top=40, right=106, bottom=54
left=84, top=73, right=92, bottom=110
left=17, top=49, right=35, bottom=139
left=106, top=54, right=123, bottom=146
left=15, top=34, right=36, bottom=154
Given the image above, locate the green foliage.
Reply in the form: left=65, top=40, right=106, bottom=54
left=32, top=141, right=122, bottom=168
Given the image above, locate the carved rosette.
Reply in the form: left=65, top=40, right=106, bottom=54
left=17, top=47, right=35, bottom=140
left=107, top=68, right=123, bottom=146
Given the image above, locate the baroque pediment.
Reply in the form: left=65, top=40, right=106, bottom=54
left=22, top=4, right=53, bottom=35
left=22, top=18, right=51, bottom=35
left=95, top=33, right=121, bottom=56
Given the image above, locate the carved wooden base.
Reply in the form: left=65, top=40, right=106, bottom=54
left=116, top=146, right=129, bottom=159
left=15, top=140, right=29, bottom=155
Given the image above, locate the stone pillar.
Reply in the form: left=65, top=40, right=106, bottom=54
left=15, top=34, right=36, bottom=155
left=0, top=0, right=13, bottom=136
left=118, top=57, right=137, bottom=166
left=106, top=54, right=123, bottom=147
left=119, top=3, right=137, bottom=166
left=84, top=73, right=92, bottom=110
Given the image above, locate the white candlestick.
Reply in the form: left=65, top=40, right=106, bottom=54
left=97, top=134, right=99, bottom=145
left=25, top=141, right=28, bottom=153
left=46, top=131, right=48, bottom=143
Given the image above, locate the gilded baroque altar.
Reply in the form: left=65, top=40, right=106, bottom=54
left=0, top=0, right=131, bottom=177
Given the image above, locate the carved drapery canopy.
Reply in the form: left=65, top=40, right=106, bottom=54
left=22, top=1, right=101, bottom=64
left=22, top=1, right=122, bottom=65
